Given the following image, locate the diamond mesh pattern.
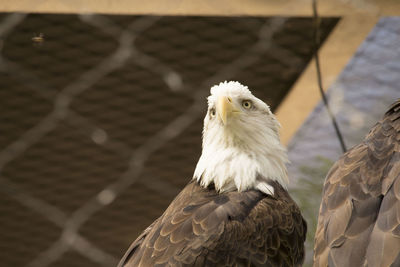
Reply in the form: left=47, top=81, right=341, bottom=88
left=0, top=13, right=338, bottom=266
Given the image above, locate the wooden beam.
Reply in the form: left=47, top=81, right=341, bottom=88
left=275, top=14, right=379, bottom=145
left=0, top=0, right=399, bottom=16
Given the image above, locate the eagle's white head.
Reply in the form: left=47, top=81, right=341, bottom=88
left=193, top=81, right=289, bottom=195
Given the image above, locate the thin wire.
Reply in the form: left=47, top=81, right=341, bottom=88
left=312, top=0, right=347, bottom=153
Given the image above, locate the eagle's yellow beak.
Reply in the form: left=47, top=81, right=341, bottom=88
left=217, top=96, right=239, bottom=125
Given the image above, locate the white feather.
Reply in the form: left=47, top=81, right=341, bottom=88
left=193, top=81, right=289, bottom=196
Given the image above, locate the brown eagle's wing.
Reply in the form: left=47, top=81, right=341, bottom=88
left=313, top=99, right=400, bottom=267
left=117, top=219, right=158, bottom=267
left=119, top=180, right=306, bottom=267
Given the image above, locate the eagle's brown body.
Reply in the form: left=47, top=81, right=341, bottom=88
left=119, top=179, right=306, bottom=267
left=313, top=99, right=400, bottom=267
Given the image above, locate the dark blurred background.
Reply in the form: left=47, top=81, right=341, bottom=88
left=0, top=13, right=337, bottom=266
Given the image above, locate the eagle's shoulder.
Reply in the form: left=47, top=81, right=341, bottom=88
left=119, top=180, right=306, bottom=267
left=314, top=99, right=400, bottom=267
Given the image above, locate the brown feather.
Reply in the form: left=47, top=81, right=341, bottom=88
left=118, top=179, right=306, bottom=267
left=314, top=99, right=400, bottom=267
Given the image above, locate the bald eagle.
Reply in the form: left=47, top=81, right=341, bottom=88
left=313, top=99, right=400, bottom=266
left=118, top=81, right=307, bottom=267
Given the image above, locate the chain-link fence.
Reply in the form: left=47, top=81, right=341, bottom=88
left=0, top=1, right=397, bottom=267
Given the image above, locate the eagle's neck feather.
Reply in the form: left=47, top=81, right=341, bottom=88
left=193, top=126, right=289, bottom=195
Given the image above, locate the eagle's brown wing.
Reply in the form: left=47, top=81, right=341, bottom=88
left=118, top=180, right=306, bottom=267
left=313, top=99, right=400, bottom=267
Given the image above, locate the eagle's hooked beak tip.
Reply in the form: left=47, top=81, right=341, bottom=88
left=217, top=96, right=237, bottom=125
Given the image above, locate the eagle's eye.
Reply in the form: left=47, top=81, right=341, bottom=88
left=242, top=100, right=252, bottom=109
left=210, top=108, right=216, bottom=118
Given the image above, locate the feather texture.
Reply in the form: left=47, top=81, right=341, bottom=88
left=118, top=82, right=306, bottom=266
left=118, top=179, right=306, bottom=267
left=313, top=99, right=400, bottom=267
left=194, top=81, right=289, bottom=195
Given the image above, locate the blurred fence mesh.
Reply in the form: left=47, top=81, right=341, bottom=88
left=0, top=6, right=347, bottom=267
